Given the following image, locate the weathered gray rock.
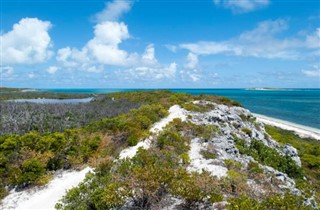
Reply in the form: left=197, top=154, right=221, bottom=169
left=188, top=102, right=305, bottom=192
left=282, top=144, right=302, bottom=166
left=180, top=100, right=316, bottom=208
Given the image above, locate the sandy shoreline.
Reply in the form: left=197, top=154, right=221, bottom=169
left=254, top=113, right=320, bottom=140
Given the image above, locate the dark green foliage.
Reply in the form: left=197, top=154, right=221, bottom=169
left=228, top=195, right=260, bottom=209
left=0, top=129, right=101, bottom=189
left=240, top=114, right=256, bottom=123
left=0, top=88, right=91, bottom=100
left=19, top=158, right=45, bottom=185
left=181, top=102, right=215, bottom=113
left=169, top=170, right=223, bottom=208
left=234, top=138, right=303, bottom=179
left=200, top=149, right=217, bottom=160
left=266, top=125, right=320, bottom=202
left=193, top=124, right=219, bottom=141
left=227, top=192, right=312, bottom=210
left=56, top=121, right=225, bottom=209
left=224, top=159, right=243, bottom=171
left=109, top=90, right=242, bottom=109
left=85, top=103, right=168, bottom=146
left=127, top=135, right=139, bottom=146
left=248, top=161, right=264, bottom=174
left=241, top=128, right=252, bottom=137
left=0, top=182, right=7, bottom=200
left=215, top=96, right=242, bottom=107
left=157, top=130, right=189, bottom=156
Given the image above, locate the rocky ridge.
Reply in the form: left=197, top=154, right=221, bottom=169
left=53, top=99, right=317, bottom=210
left=183, top=100, right=315, bottom=208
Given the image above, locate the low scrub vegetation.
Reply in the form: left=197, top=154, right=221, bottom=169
left=266, top=125, right=320, bottom=203
left=0, top=102, right=168, bottom=199
left=228, top=192, right=312, bottom=210
left=56, top=120, right=225, bottom=209
left=109, top=90, right=242, bottom=108
left=1, top=89, right=316, bottom=209
left=181, top=102, right=215, bottom=113
left=0, top=129, right=102, bottom=199
left=234, top=137, right=303, bottom=179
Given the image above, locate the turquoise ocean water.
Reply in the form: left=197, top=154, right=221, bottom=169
left=42, top=88, right=320, bottom=129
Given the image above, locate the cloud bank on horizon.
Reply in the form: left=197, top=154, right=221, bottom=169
left=1, top=0, right=319, bottom=88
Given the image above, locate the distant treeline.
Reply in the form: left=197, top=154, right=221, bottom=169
left=0, top=90, right=92, bottom=100
left=0, top=95, right=141, bottom=135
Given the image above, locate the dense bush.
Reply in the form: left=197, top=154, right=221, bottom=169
left=0, top=129, right=102, bottom=194
left=234, top=138, right=303, bottom=179
left=266, top=125, right=320, bottom=203
left=241, top=127, right=252, bottom=137
left=56, top=120, right=225, bottom=209
left=0, top=101, right=170, bottom=197
left=86, top=103, right=168, bottom=146
left=227, top=192, right=312, bottom=210
left=109, top=90, right=242, bottom=108
left=181, top=102, right=215, bottom=113
left=170, top=170, right=223, bottom=207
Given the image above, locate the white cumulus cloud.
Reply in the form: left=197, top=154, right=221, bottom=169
left=95, top=0, right=133, bottom=22
left=305, top=28, right=320, bottom=49
left=55, top=0, right=173, bottom=76
left=56, top=0, right=135, bottom=72
left=28, top=72, right=35, bottom=79
left=0, top=66, right=14, bottom=79
left=47, top=66, right=59, bottom=74
left=142, top=44, right=158, bottom=66
left=185, top=52, right=198, bottom=69
left=1, top=18, right=53, bottom=65
left=214, top=0, right=270, bottom=13
left=57, top=21, right=130, bottom=69
left=118, top=62, right=177, bottom=81
left=302, top=65, right=320, bottom=77
left=86, top=21, right=130, bottom=65
left=180, top=19, right=317, bottom=60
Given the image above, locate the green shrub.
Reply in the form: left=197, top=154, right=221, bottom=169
left=227, top=192, right=311, bottom=210
left=181, top=102, right=215, bottom=113
left=241, top=128, right=252, bottom=137
left=301, top=154, right=320, bottom=169
left=200, top=149, right=217, bottom=160
left=234, top=138, right=303, bottom=179
left=170, top=170, right=223, bottom=207
left=19, top=158, right=46, bottom=185
left=0, top=182, right=8, bottom=200
left=266, top=125, right=320, bottom=202
left=224, top=159, right=243, bottom=171
left=248, top=161, right=264, bottom=174
left=157, top=130, right=189, bottom=156
left=227, top=195, right=260, bottom=210
left=127, top=135, right=139, bottom=146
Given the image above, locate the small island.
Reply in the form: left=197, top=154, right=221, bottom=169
left=246, top=87, right=287, bottom=91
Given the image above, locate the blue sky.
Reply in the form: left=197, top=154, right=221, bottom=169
left=1, top=0, right=319, bottom=88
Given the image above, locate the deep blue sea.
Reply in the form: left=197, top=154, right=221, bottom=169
left=42, top=88, right=320, bottom=129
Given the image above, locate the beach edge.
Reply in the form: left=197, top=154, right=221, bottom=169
left=253, top=113, right=320, bottom=141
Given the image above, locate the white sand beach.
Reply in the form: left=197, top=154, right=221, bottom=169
left=254, top=114, right=320, bottom=140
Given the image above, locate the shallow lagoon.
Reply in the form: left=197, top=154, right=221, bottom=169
left=7, top=97, right=93, bottom=104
